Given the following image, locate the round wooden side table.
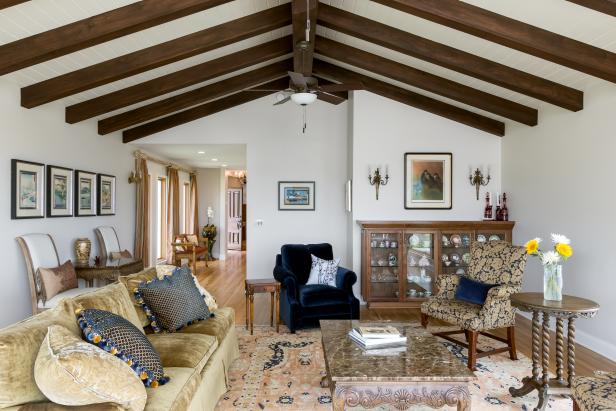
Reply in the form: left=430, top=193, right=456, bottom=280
left=509, top=292, right=599, bottom=411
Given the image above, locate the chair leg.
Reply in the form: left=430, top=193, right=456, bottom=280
left=421, top=313, right=429, bottom=328
left=467, top=331, right=478, bottom=371
left=573, top=399, right=581, bottom=411
left=464, top=330, right=470, bottom=342
left=508, top=326, right=518, bottom=360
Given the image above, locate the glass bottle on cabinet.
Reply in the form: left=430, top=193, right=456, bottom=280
left=369, top=232, right=400, bottom=300
left=404, top=232, right=435, bottom=300
left=441, top=232, right=472, bottom=277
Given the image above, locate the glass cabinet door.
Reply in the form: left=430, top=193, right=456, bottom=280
left=369, top=232, right=400, bottom=300
left=403, top=232, right=435, bottom=300
left=440, top=232, right=473, bottom=278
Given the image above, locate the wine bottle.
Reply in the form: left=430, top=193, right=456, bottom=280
left=501, top=193, right=509, bottom=221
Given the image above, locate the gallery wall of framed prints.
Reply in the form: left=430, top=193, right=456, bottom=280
left=10, top=158, right=116, bottom=220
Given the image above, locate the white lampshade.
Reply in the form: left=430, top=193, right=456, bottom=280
left=291, top=92, right=317, bottom=106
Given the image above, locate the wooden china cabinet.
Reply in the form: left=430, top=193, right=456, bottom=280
left=358, top=221, right=515, bottom=308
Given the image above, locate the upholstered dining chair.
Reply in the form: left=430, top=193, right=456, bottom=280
left=95, top=226, right=131, bottom=260
left=16, top=233, right=94, bottom=314
left=572, top=372, right=616, bottom=411
left=421, top=241, right=528, bottom=370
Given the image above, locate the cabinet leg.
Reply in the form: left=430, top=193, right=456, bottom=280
left=245, top=291, right=249, bottom=330
left=275, top=290, right=280, bottom=333
left=249, top=294, right=254, bottom=335
left=270, top=291, right=274, bottom=327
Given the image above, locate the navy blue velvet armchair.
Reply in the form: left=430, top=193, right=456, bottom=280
left=273, top=243, right=359, bottom=332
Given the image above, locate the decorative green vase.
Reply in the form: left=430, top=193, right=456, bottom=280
left=543, top=264, right=563, bottom=301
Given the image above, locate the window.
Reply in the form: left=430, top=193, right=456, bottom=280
left=183, top=182, right=190, bottom=233
left=157, top=177, right=167, bottom=260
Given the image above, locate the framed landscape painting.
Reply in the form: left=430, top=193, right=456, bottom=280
left=97, top=174, right=116, bottom=216
left=11, top=159, right=44, bottom=219
left=278, top=181, right=315, bottom=211
left=404, top=153, right=452, bottom=209
left=74, top=170, right=97, bottom=216
left=46, top=165, right=73, bottom=217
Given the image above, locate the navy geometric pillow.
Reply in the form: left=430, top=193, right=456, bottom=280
left=134, top=265, right=213, bottom=333
left=77, top=308, right=169, bottom=387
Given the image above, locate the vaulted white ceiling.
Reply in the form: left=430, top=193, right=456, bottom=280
left=0, top=0, right=615, bottom=133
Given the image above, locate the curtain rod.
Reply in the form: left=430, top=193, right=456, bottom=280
left=134, top=150, right=196, bottom=175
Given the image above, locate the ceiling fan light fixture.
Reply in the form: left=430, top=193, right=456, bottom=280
left=291, top=92, right=317, bottom=106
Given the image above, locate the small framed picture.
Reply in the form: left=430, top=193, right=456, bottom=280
left=404, top=153, right=452, bottom=209
left=74, top=170, right=97, bottom=217
left=278, top=181, right=315, bottom=211
left=46, top=165, right=73, bottom=217
left=97, top=174, right=116, bottom=216
left=11, top=159, right=45, bottom=219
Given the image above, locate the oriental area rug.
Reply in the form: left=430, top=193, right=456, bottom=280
left=215, top=325, right=572, bottom=411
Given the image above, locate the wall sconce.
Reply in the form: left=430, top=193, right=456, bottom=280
left=368, top=167, right=389, bottom=200
left=469, top=168, right=490, bottom=200
left=128, top=170, right=141, bottom=184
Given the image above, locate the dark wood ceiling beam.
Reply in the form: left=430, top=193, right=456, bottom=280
left=0, top=0, right=29, bottom=10
left=292, top=0, right=318, bottom=75
left=566, top=0, right=616, bottom=17
left=317, top=4, right=583, bottom=111
left=316, top=36, right=537, bottom=125
left=313, top=60, right=504, bottom=137
left=371, top=0, right=616, bottom=83
left=123, top=78, right=289, bottom=143
left=0, top=0, right=233, bottom=75
left=21, top=4, right=292, bottom=108
left=315, top=78, right=348, bottom=105
left=66, top=37, right=293, bottom=123
left=99, top=59, right=292, bottom=135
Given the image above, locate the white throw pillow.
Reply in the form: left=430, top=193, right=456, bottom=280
left=306, top=254, right=340, bottom=287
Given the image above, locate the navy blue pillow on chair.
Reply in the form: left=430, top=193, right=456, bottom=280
left=454, top=276, right=498, bottom=305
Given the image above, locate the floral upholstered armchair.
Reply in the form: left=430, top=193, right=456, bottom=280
left=572, top=371, right=616, bottom=411
left=421, top=241, right=528, bottom=370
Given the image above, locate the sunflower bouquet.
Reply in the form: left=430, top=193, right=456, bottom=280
left=525, top=234, right=573, bottom=301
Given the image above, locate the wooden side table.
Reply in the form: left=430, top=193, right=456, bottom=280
left=245, top=279, right=280, bottom=335
left=509, top=292, right=599, bottom=411
left=74, top=257, right=144, bottom=287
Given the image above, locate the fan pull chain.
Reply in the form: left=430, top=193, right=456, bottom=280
left=305, top=0, right=311, bottom=42
left=303, top=106, right=307, bottom=134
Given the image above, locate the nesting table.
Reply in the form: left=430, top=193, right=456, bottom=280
left=509, top=292, right=599, bottom=411
left=244, top=278, right=280, bottom=335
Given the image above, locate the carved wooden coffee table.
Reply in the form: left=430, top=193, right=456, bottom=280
left=509, top=293, right=599, bottom=411
left=320, top=320, right=476, bottom=411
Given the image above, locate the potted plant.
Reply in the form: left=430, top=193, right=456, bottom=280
left=525, top=234, right=573, bottom=301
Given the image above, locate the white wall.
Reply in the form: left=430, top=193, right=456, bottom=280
left=0, top=79, right=136, bottom=327
left=139, top=95, right=350, bottom=277
left=197, top=167, right=224, bottom=259
left=350, top=92, right=502, bottom=296
left=503, top=83, right=616, bottom=360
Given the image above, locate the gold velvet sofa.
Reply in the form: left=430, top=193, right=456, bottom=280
left=0, top=267, right=239, bottom=411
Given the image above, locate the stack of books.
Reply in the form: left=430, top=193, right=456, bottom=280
left=348, top=325, right=407, bottom=353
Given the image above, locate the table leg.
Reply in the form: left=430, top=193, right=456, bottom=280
left=245, top=290, right=249, bottom=330
left=275, top=289, right=280, bottom=333
left=556, top=318, right=566, bottom=384
left=568, top=317, right=576, bottom=387
left=510, top=310, right=541, bottom=398
left=249, top=293, right=254, bottom=335
left=535, top=312, right=551, bottom=411
left=270, top=291, right=274, bottom=327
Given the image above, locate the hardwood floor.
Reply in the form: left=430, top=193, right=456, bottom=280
left=195, top=251, right=616, bottom=377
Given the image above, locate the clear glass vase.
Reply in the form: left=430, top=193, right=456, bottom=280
left=543, top=264, right=563, bottom=301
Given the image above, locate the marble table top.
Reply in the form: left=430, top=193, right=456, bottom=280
left=320, top=320, right=476, bottom=383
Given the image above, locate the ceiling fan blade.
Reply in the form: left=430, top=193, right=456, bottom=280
left=288, top=71, right=307, bottom=89
left=273, top=96, right=291, bottom=106
left=317, top=91, right=346, bottom=105
left=247, top=88, right=285, bottom=92
left=319, top=81, right=364, bottom=92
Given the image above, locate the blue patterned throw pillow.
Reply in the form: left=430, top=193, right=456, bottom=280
left=134, top=265, right=213, bottom=333
left=77, top=308, right=169, bottom=388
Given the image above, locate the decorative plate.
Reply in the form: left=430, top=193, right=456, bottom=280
left=450, top=253, right=461, bottom=263
left=456, top=268, right=465, bottom=275
left=462, top=253, right=471, bottom=264
left=477, top=234, right=487, bottom=243
left=450, top=234, right=462, bottom=247
left=462, top=235, right=471, bottom=246
left=409, top=234, right=420, bottom=247
left=441, top=235, right=450, bottom=246
left=489, top=235, right=502, bottom=241
left=441, top=254, right=449, bottom=262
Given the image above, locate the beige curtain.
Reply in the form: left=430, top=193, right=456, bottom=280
left=166, top=167, right=180, bottom=263
left=134, top=157, right=150, bottom=265
left=189, top=173, right=199, bottom=235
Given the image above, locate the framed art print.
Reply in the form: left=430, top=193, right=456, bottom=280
left=46, top=165, right=73, bottom=217
left=11, top=159, right=44, bottom=219
left=74, top=170, right=97, bottom=216
left=97, top=174, right=116, bottom=216
left=278, top=181, right=315, bottom=211
left=404, top=153, right=452, bottom=209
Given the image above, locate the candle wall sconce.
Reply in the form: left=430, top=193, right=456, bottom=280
left=369, top=167, right=389, bottom=200
left=469, top=168, right=490, bottom=200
